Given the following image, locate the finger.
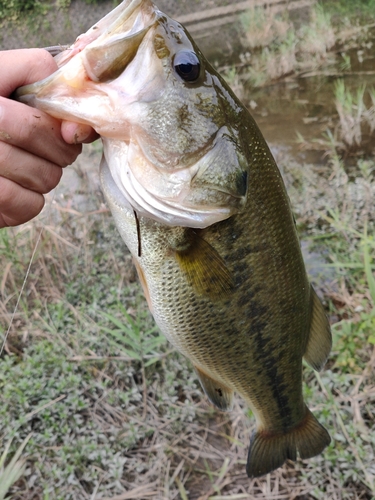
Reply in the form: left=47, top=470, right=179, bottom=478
left=0, top=141, right=63, bottom=194
left=61, top=121, right=100, bottom=144
left=0, top=97, right=82, bottom=167
left=0, top=49, right=57, bottom=97
left=0, top=176, right=45, bottom=228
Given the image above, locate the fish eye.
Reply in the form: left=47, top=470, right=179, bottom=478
left=173, top=51, right=201, bottom=82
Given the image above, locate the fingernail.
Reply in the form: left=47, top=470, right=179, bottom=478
left=75, top=125, right=92, bottom=143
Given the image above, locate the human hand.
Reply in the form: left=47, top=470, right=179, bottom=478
left=0, top=48, right=97, bottom=228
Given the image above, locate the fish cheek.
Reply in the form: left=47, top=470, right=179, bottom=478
left=190, top=127, right=249, bottom=211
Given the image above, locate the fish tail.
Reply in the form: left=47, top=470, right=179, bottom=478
left=246, top=406, right=330, bottom=478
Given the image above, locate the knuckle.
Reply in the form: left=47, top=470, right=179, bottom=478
left=0, top=98, right=38, bottom=146
left=61, top=144, right=82, bottom=167
left=0, top=98, right=12, bottom=134
left=17, top=117, right=34, bottom=145
left=18, top=110, right=53, bottom=149
left=0, top=101, right=6, bottom=129
left=0, top=175, right=45, bottom=225
left=29, top=49, right=58, bottom=80
left=0, top=141, right=12, bottom=170
left=0, top=177, right=15, bottom=206
left=40, top=166, right=63, bottom=194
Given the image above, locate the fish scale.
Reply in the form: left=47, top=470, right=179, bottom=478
left=125, top=165, right=309, bottom=429
left=16, top=0, right=332, bottom=477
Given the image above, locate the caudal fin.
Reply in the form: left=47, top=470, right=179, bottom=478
left=246, top=407, right=330, bottom=478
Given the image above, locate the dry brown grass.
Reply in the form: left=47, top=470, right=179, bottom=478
left=240, top=6, right=292, bottom=50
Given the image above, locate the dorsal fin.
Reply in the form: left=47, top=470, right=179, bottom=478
left=303, top=286, right=332, bottom=371
left=194, top=365, right=234, bottom=411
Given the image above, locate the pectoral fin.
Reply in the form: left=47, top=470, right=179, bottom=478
left=303, top=286, right=332, bottom=371
left=194, top=366, right=234, bottom=411
left=175, top=231, right=233, bottom=299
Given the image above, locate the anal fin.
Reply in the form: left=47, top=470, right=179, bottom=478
left=304, top=286, right=332, bottom=371
left=194, top=365, right=234, bottom=411
left=246, top=406, right=330, bottom=478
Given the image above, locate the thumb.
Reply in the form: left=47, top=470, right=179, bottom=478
left=61, top=121, right=99, bottom=144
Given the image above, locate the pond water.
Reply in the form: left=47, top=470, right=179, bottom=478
left=248, top=40, right=375, bottom=163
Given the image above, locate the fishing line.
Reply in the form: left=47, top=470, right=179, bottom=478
left=1, top=41, right=72, bottom=355
left=134, top=209, right=142, bottom=257
left=0, top=189, right=57, bottom=357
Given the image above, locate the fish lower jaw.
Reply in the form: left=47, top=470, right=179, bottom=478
left=105, top=157, right=232, bottom=228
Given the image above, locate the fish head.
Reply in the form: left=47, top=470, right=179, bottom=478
left=16, top=0, right=249, bottom=228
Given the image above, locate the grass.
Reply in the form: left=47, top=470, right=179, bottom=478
left=0, top=0, right=112, bottom=21
left=324, top=0, right=375, bottom=20
left=0, top=0, right=59, bottom=23
left=231, top=3, right=337, bottom=88
left=239, top=6, right=292, bottom=50
left=298, top=4, right=336, bottom=61
left=225, top=2, right=374, bottom=93
left=296, top=80, right=375, bottom=157
left=0, top=435, right=32, bottom=500
left=334, top=80, right=368, bottom=150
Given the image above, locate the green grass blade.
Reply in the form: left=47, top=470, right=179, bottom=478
left=362, top=223, right=375, bottom=306
left=0, top=434, right=32, bottom=500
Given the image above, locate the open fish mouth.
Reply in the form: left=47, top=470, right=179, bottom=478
left=15, top=0, right=249, bottom=228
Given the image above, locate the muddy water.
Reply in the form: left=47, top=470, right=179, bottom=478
left=249, top=42, right=375, bottom=162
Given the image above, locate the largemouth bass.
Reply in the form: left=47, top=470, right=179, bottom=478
left=16, top=0, right=332, bottom=477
